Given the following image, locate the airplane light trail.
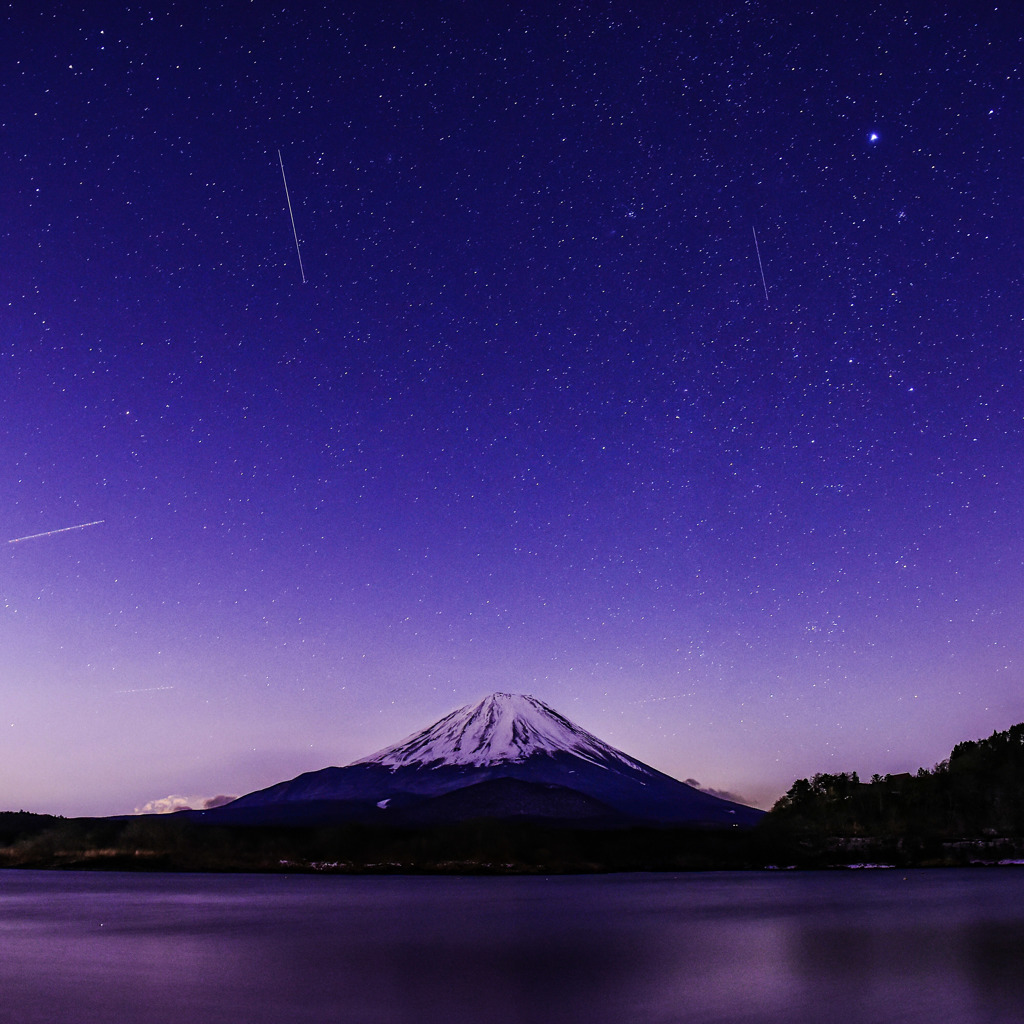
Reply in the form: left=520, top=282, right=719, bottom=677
left=8, top=520, right=105, bottom=544
left=278, top=149, right=307, bottom=284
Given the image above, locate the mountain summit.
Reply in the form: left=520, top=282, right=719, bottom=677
left=355, top=692, right=649, bottom=772
left=199, top=693, right=764, bottom=828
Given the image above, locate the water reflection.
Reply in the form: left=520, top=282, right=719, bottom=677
left=1, top=870, right=1023, bottom=1023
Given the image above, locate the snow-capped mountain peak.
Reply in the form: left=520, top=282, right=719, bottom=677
left=353, top=692, right=649, bottom=772
left=210, top=691, right=766, bottom=828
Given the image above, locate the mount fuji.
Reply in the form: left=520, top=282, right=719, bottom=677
left=195, top=693, right=764, bottom=828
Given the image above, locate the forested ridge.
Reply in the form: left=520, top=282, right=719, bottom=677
left=753, top=722, right=1024, bottom=865
left=769, top=722, right=1024, bottom=838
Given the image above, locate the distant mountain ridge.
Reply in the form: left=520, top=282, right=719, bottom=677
left=196, top=693, right=763, bottom=828
left=10, top=714, right=1024, bottom=873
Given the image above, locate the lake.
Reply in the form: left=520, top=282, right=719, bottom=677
left=1, top=868, right=1023, bottom=1023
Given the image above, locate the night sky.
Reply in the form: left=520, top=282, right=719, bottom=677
left=4, top=2, right=1023, bottom=816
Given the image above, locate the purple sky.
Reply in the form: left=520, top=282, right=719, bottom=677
left=3, top=2, right=1023, bottom=816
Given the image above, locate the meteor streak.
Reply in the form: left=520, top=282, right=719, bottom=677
left=753, top=226, right=769, bottom=306
left=8, top=519, right=105, bottom=544
left=278, top=149, right=307, bottom=284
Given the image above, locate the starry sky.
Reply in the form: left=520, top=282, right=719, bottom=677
left=3, top=2, right=1024, bottom=816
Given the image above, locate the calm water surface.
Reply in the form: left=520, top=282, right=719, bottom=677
left=1, top=868, right=1023, bottom=1023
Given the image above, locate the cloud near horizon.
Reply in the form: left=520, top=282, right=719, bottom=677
left=684, top=780, right=757, bottom=808
left=135, top=794, right=237, bottom=815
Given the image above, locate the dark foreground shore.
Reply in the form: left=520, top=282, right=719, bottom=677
left=2, top=811, right=1023, bottom=873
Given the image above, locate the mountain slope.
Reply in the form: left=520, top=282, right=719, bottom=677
left=200, top=693, right=763, bottom=828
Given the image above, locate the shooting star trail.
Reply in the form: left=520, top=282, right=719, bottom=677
left=8, top=520, right=105, bottom=544
left=278, top=149, right=307, bottom=284
left=753, top=226, right=769, bottom=306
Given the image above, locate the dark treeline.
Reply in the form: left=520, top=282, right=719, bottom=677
left=0, top=811, right=65, bottom=845
left=760, top=722, right=1024, bottom=866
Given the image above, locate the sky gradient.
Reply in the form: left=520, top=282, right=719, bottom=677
left=3, top=2, right=1023, bottom=816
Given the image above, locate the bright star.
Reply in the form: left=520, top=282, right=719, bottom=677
left=868, top=132, right=880, bottom=144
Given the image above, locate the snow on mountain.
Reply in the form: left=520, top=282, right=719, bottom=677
left=354, top=692, right=650, bottom=773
